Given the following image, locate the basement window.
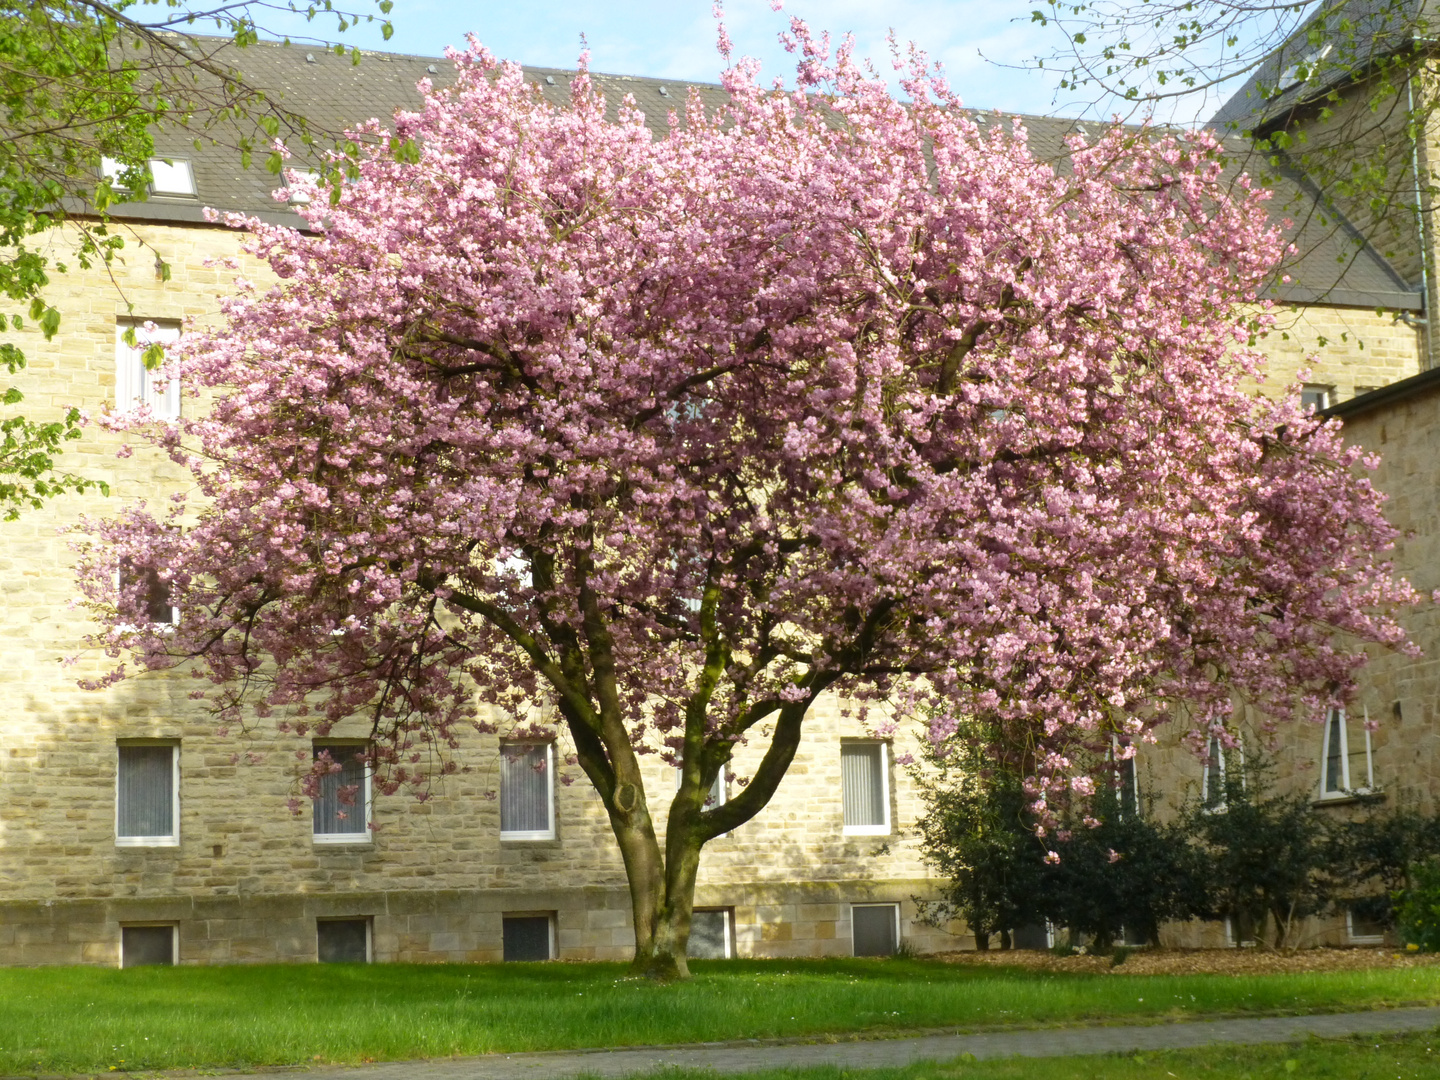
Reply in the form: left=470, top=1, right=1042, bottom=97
left=688, top=908, right=734, bottom=959
left=851, top=903, right=900, bottom=957
left=121, top=924, right=177, bottom=967
left=317, top=918, right=371, bottom=962
left=502, top=913, right=554, bottom=961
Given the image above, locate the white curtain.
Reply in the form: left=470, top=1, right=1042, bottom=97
left=841, top=744, right=884, bottom=828
left=118, top=746, right=174, bottom=837
left=501, top=744, right=551, bottom=833
left=314, top=745, right=367, bottom=834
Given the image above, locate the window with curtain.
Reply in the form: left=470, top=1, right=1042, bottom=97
left=118, top=558, right=175, bottom=625
left=1110, top=738, right=1139, bottom=817
left=1202, top=737, right=1226, bottom=811
left=841, top=742, right=889, bottom=835
left=1118, top=754, right=1139, bottom=817
left=313, top=743, right=370, bottom=841
left=500, top=743, right=554, bottom=839
left=675, top=764, right=729, bottom=836
left=674, top=765, right=726, bottom=807
left=116, top=743, right=178, bottom=845
left=1321, top=708, right=1373, bottom=796
left=115, top=321, right=181, bottom=420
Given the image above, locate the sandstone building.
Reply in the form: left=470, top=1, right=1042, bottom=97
left=0, top=36, right=1433, bottom=965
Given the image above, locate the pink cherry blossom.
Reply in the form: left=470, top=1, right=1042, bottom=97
left=72, top=21, right=1419, bottom=977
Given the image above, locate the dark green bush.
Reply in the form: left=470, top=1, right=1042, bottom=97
left=919, top=735, right=1440, bottom=951
left=1044, top=782, right=1205, bottom=948
left=1395, top=858, right=1440, bottom=952
left=1183, top=756, right=1334, bottom=948
left=915, top=742, right=1047, bottom=950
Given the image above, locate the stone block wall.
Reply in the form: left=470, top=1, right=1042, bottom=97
left=0, top=220, right=962, bottom=965
left=0, top=211, right=1426, bottom=965
left=1132, top=371, right=1440, bottom=949
left=1246, top=303, right=1423, bottom=403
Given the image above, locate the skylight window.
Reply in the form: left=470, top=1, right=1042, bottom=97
left=149, top=159, right=195, bottom=196
left=100, top=157, right=196, bottom=197
left=286, top=169, right=321, bottom=206
left=1279, top=43, right=1332, bottom=91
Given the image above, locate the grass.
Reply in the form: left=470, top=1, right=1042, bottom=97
left=635, top=1031, right=1440, bottom=1080
left=0, top=958, right=1436, bottom=1073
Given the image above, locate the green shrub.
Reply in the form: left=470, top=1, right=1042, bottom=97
left=1183, top=755, right=1334, bottom=948
left=1395, top=858, right=1440, bottom=952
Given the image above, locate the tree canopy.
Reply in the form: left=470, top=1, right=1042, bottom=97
left=76, top=20, right=1419, bottom=977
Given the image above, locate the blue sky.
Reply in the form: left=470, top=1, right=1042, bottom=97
left=261, top=0, right=1243, bottom=122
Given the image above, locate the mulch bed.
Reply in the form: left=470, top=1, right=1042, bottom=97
left=931, top=946, right=1440, bottom=976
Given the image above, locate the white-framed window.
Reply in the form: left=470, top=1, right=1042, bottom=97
left=1278, top=42, right=1332, bottom=90
left=121, top=923, right=178, bottom=967
left=285, top=167, right=321, bottom=206
left=115, top=321, right=181, bottom=420
left=674, top=763, right=727, bottom=808
left=675, top=763, right=729, bottom=836
left=102, top=156, right=196, bottom=197
left=1110, top=738, right=1139, bottom=816
left=313, top=742, right=371, bottom=843
left=1346, top=903, right=1387, bottom=944
left=1320, top=707, right=1374, bottom=797
left=842, top=741, right=891, bottom=835
left=688, top=908, right=734, bottom=959
left=851, top=902, right=901, bottom=956
left=116, top=741, right=179, bottom=847
left=1300, top=383, right=1333, bottom=412
left=500, top=742, right=555, bottom=840
left=317, top=917, right=372, bottom=962
left=1223, top=916, right=1257, bottom=947
left=1202, top=736, right=1228, bottom=811
left=502, top=912, right=555, bottom=961
left=117, top=557, right=177, bottom=626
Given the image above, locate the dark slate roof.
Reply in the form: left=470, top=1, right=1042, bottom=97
left=1209, top=0, right=1434, bottom=134
left=99, top=37, right=1421, bottom=311
left=1323, top=362, right=1440, bottom=418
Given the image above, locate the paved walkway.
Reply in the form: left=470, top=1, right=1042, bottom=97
left=336, top=1007, right=1440, bottom=1080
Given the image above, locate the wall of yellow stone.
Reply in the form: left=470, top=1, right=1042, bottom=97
left=1132, top=371, right=1439, bottom=949
left=1247, top=303, right=1423, bottom=403
left=0, top=219, right=963, bottom=965
left=0, top=212, right=1426, bottom=964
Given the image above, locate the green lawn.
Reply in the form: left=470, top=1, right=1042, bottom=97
left=648, top=1032, right=1440, bottom=1080
left=0, top=958, right=1436, bottom=1074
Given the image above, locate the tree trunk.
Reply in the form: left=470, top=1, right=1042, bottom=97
left=599, top=778, right=695, bottom=981
left=973, top=930, right=990, bottom=951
